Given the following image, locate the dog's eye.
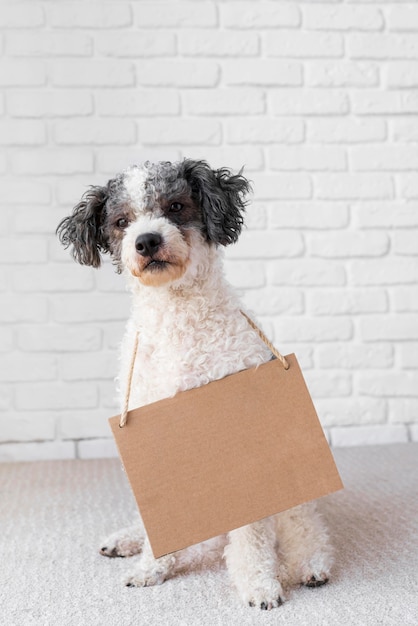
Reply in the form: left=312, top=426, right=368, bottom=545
left=116, top=218, right=129, bottom=229
left=169, top=202, right=184, bottom=213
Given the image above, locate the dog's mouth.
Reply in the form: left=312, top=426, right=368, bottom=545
left=144, top=259, right=169, bottom=271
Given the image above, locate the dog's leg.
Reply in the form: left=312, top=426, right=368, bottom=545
left=224, top=519, right=285, bottom=610
left=124, top=536, right=176, bottom=588
left=274, top=502, right=333, bottom=588
left=100, top=524, right=145, bottom=558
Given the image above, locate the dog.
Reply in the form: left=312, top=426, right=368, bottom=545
left=57, top=159, right=333, bottom=610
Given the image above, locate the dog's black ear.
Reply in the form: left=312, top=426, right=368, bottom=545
left=56, top=185, right=110, bottom=267
left=181, top=159, right=251, bottom=246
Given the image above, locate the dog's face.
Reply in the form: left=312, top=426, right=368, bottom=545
left=57, top=160, right=251, bottom=287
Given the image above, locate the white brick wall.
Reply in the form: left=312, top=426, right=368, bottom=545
left=1, top=0, right=418, bottom=461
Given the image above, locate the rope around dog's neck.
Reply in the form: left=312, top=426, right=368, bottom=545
left=119, top=311, right=289, bottom=428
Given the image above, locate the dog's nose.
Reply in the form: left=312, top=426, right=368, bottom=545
left=135, top=232, right=163, bottom=257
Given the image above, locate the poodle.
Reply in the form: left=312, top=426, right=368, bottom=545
left=57, top=159, right=333, bottom=610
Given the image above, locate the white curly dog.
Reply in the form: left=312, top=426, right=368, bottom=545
left=57, top=159, right=333, bottom=610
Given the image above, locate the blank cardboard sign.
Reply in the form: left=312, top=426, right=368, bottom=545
left=110, top=354, right=343, bottom=559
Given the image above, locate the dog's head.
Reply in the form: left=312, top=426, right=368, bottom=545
left=57, top=160, right=251, bottom=287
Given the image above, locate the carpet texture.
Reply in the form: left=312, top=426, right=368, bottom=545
left=1, top=444, right=417, bottom=626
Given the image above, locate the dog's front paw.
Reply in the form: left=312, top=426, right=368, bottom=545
left=244, top=580, right=285, bottom=611
left=303, top=573, right=329, bottom=588
left=100, top=525, right=144, bottom=558
left=124, top=566, right=168, bottom=588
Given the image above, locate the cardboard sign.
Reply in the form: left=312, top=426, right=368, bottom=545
left=110, top=354, right=343, bottom=558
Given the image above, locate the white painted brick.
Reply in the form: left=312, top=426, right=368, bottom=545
left=98, top=382, right=119, bottom=410
left=18, top=325, right=102, bottom=353
left=280, top=346, right=314, bottom=370
left=387, top=6, right=418, bottom=31
left=390, top=287, right=418, bottom=313
left=316, top=398, right=386, bottom=427
left=0, top=414, right=55, bottom=443
left=317, top=344, right=393, bottom=369
left=270, top=89, right=349, bottom=116
left=315, top=174, right=394, bottom=200
left=51, top=60, right=134, bottom=87
left=226, top=230, right=303, bottom=259
left=274, top=317, right=352, bottom=343
left=269, top=146, right=346, bottom=171
left=304, top=370, right=352, bottom=398
left=352, top=205, right=418, bottom=228
left=0, top=120, right=45, bottom=145
left=12, top=150, right=94, bottom=175
left=16, top=382, right=98, bottom=411
left=51, top=293, right=130, bottom=323
left=95, top=31, right=176, bottom=57
left=96, top=90, right=180, bottom=117
left=179, top=146, right=263, bottom=172
left=352, top=91, right=418, bottom=115
left=58, top=411, right=111, bottom=440
left=223, top=60, right=302, bottom=86
left=184, top=89, right=265, bottom=116
left=265, top=31, right=343, bottom=58
left=251, top=173, right=312, bottom=200
left=137, top=61, right=219, bottom=87
left=224, top=260, right=266, bottom=289
left=0, top=60, right=45, bottom=86
left=1, top=180, right=50, bottom=205
left=13, top=264, right=94, bottom=293
left=386, top=62, right=418, bottom=89
left=77, top=438, right=118, bottom=460
left=309, top=231, right=389, bottom=258
left=411, top=424, right=418, bottom=442
left=304, top=5, right=384, bottom=31
left=308, top=289, right=388, bottom=315
left=350, top=259, right=418, bottom=286
left=242, top=288, right=304, bottom=316
left=392, top=232, right=418, bottom=256
left=221, top=2, right=300, bottom=29
left=349, top=33, right=418, bottom=59
left=388, top=399, right=418, bottom=424
left=0, top=295, right=48, bottom=323
left=391, top=120, right=418, bottom=143
left=179, top=31, right=259, bottom=57
left=360, top=315, right=418, bottom=341
left=350, top=146, right=418, bottom=171
left=47, top=3, right=132, bottom=28
left=0, top=354, right=56, bottom=382
left=134, top=2, right=217, bottom=28
left=103, top=323, right=126, bottom=351
left=0, top=441, right=75, bottom=463
left=0, top=384, right=13, bottom=411
left=54, top=119, right=136, bottom=146
left=6, top=32, right=92, bottom=57
left=8, top=90, right=93, bottom=118
left=269, top=260, right=346, bottom=287
left=306, top=62, right=378, bottom=88
left=400, top=175, right=418, bottom=199
left=14, top=207, right=63, bottom=234
left=59, top=352, right=117, bottom=381
left=399, top=344, right=418, bottom=368
left=226, top=118, right=304, bottom=144
left=0, top=237, right=47, bottom=264
left=331, top=425, right=409, bottom=448
left=95, top=262, right=128, bottom=293
left=138, top=119, right=221, bottom=146
left=0, top=4, right=44, bottom=28
left=358, top=371, right=418, bottom=397
left=269, top=204, right=349, bottom=229
left=308, top=119, right=386, bottom=144
left=0, top=327, right=14, bottom=353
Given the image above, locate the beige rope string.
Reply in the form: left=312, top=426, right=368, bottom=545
left=240, top=311, right=289, bottom=371
left=119, top=312, right=289, bottom=427
left=119, top=331, right=139, bottom=428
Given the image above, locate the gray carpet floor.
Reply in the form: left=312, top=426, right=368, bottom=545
left=1, top=444, right=417, bottom=626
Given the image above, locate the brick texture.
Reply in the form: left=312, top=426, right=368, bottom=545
left=1, top=1, right=418, bottom=460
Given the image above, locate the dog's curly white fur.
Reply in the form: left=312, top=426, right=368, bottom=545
left=57, top=159, right=333, bottom=610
